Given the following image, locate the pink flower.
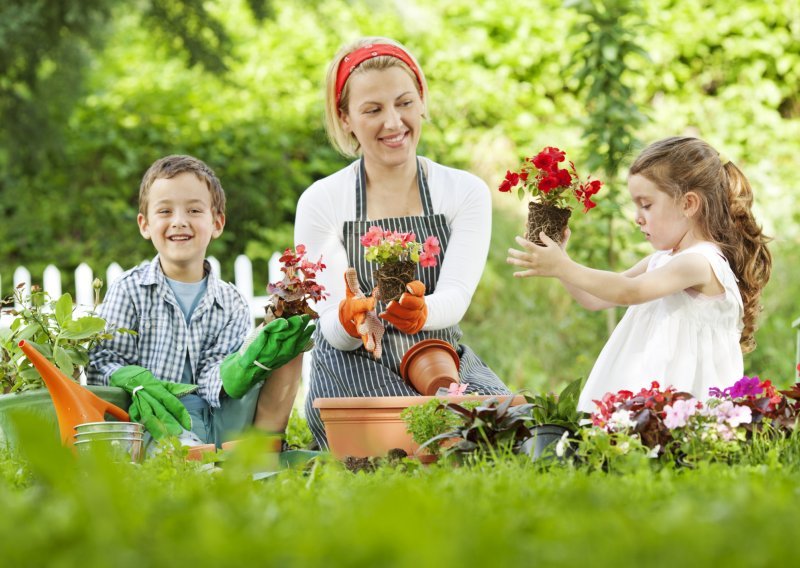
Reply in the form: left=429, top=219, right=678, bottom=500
left=448, top=382, right=468, bottom=396
left=419, top=251, right=437, bottom=268
left=360, top=226, right=384, bottom=247
left=663, top=398, right=699, bottom=429
left=711, top=400, right=752, bottom=428
left=399, top=231, right=416, bottom=245
left=423, top=236, right=440, bottom=257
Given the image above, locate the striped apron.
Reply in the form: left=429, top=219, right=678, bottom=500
left=305, top=158, right=510, bottom=448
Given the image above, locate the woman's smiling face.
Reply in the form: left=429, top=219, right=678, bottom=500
left=340, top=66, right=424, bottom=169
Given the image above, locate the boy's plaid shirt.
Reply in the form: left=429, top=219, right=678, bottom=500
left=87, top=256, right=251, bottom=407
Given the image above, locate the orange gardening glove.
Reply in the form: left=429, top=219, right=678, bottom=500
left=379, top=280, right=428, bottom=335
left=338, top=268, right=385, bottom=358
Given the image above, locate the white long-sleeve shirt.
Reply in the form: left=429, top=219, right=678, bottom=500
left=294, top=157, right=492, bottom=351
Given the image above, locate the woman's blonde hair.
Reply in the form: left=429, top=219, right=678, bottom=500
left=629, top=136, right=772, bottom=352
left=323, top=37, right=428, bottom=157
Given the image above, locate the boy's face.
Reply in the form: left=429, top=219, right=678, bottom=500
left=138, top=172, right=224, bottom=282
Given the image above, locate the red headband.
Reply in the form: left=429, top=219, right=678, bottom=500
left=334, top=43, right=424, bottom=109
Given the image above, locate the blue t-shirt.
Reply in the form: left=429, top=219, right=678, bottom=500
left=166, top=276, right=208, bottom=384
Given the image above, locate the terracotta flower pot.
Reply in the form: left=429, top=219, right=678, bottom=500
left=313, top=394, right=526, bottom=459
left=525, top=201, right=572, bottom=245
left=186, top=443, right=218, bottom=461
left=399, top=339, right=460, bottom=395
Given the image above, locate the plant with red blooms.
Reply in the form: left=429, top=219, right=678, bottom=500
left=265, top=245, right=328, bottom=320
left=499, top=146, right=602, bottom=213
left=591, top=381, right=695, bottom=451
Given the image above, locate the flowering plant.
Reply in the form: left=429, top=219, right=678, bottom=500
left=585, top=376, right=800, bottom=466
left=360, top=226, right=440, bottom=268
left=265, top=245, right=328, bottom=320
left=499, top=146, right=602, bottom=213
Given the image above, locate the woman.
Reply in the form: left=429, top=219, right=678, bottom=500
left=295, top=37, right=510, bottom=447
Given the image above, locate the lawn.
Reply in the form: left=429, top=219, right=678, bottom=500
left=1, top=414, right=798, bottom=568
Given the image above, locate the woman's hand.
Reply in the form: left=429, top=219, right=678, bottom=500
left=506, top=232, right=570, bottom=278
left=379, top=280, right=427, bottom=334
left=339, top=268, right=385, bottom=358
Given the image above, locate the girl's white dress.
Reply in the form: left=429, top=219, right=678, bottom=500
left=577, top=242, right=744, bottom=413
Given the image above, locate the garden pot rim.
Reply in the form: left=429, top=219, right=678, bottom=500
left=313, top=394, right=525, bottom=410
left=399, top=338, right=460, bottom=381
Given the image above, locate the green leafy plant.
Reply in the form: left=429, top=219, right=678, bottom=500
left=525, top=377, right=585, bottom=431
left=0, top=282, right=133, bottom=393
left=401, top=398, right=481, bottom=457
left=419, top=396, right=534, bottom=460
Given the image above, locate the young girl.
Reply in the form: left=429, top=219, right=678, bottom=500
left=506, top=136, right=772, bottom=413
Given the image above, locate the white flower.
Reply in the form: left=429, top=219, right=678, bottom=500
left=608, top=409, right=636, bottom=432
left=647, top=444, right=661, bottom=459
left=555, top=430, right=570, bottom=458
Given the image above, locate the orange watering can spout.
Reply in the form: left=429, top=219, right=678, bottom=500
left=18, top=340, right=130, bottom=446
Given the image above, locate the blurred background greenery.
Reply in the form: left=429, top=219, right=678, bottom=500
left=1, top=0, right=798, bottom=392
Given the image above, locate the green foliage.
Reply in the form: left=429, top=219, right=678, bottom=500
left=421, top=396, right=535, bottom=460
left=0, top=285, right=133, bottom=392
left=0, top=0, right=798, bottom=397
left=526, top=377, right=585, bottom=430
left=5, top=420, right=800, bottom=565
left=400, top=398, right=481, bottom=456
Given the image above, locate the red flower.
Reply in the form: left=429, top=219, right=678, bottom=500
left=538, top=175, right=559, bottom=193
left=555, top=168, right=572, bottom=187
left=497, top=145, right=602, bottom=213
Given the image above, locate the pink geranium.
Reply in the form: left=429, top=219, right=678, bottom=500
left=361, top=225, right=440, bottom=268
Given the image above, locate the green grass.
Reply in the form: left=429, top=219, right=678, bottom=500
left=2, top=414, right=800, bottom=567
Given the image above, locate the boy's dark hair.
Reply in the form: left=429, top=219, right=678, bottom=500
left=139, top=155, right=226, bottom=216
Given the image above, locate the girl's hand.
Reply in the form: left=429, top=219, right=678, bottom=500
left=560, top=227, right=571, bottom=250
left=506, top=232, right=569, bottom=278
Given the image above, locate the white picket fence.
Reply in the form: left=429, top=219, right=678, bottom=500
left=1, top=252, right=313, bottom=409
left=1, top=253, right=284, bottom=324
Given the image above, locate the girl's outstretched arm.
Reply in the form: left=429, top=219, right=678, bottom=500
left=507, top=232, right=717, bottom=307
left=516, top=228, right=648, bottom=310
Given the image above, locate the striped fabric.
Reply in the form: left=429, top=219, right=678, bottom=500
left=305, top=158, right=510, bottom=448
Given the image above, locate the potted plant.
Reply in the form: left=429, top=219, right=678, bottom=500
left=263, top=245, right=328, bottom=321
left=0, top=282, right=133, bottom=448
left=498, top=146, right=602, bottom=245
left=312, top=393, right=527, bottom=460
left=400, top=391, right=482, bottom=461
left=522, top=377, right=585, bottom=461
left=360, top=225, right=440, bottom=303
left=417, top=395, right=535, bottom=462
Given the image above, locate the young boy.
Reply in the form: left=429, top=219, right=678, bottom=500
left=87, top=155, right=313, bottom=447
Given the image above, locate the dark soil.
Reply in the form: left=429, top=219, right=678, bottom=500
left=343, top=448, right=409, bottom=473
left=525, top=201, right=572, bottom=245
left=265, top=297, right=318, bottom=320
left=374, top=261, right=416, bottom=303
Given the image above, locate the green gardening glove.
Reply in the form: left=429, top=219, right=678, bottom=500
left=110, top=365, right=197, bottom=440
left=220, top=315, right=316, bottom=399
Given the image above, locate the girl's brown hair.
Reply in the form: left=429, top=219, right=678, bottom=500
left=629, top=136, right=772, bottom=352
